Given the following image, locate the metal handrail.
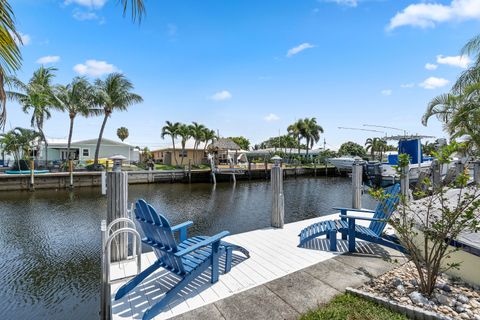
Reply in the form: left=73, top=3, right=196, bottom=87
left=100, top=220, right=142, bottom=320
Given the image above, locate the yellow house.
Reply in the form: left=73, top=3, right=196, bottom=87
left=152, top=140, right=208, bottom=166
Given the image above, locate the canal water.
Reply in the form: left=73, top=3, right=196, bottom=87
left=0, top=177, right=375, bottom=320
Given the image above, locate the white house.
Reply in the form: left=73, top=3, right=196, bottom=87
left=38, top=138, right=139, bottom=163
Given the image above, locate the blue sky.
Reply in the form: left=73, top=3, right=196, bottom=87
left=8, top=0, right=480, bottom=150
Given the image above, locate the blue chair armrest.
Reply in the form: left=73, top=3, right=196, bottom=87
left=171, top=221, right=193, bottom=241
left=175, top=231, right=230, bottom=257
left=333, top=207, right=376, bottom=214
left=339, top=214, right=383, bottom=222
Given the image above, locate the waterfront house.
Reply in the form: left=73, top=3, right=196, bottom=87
left=38, top=138, right=139, bottom=163
left=152, top=139, right=208, bottom=165
left=209, top=138, right=242, bottom=164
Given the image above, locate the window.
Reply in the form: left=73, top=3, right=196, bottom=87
left=82, top=148, right=90, bottom=157
left=179, top=150, right=187, bottom=157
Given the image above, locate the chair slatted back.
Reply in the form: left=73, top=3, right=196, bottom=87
left=368, top=184, right=401, bottom=236
left=135, top=199, right=186, bottom=274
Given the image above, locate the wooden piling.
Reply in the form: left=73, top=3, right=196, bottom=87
left=107, top=171, right=128, bottom=261
left=29, top=159, right=35, bottom=191
left=352, top=161, right=362, bottom=209
left=271, top=162, right=284, bottom=228
left=69, top=160, right=74, bottom=189
left=473, top=161, right=480, bottom=185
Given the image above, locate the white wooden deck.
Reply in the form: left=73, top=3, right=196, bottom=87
left=110, top=212, right=374, bottom=320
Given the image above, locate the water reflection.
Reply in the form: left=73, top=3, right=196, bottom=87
left=0, top=177, right=374, bottom=319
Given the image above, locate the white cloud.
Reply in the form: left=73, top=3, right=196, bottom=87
left=73, top=10, right=99, bottom=21
left=400, top=83, right=415, bottom=88
left=73, top=60, right=119, bottom=77
left=324, top=0, right=358, bottom=7
left=381, top=89, right=392, bottom=96
left=419, top=77, right=449, bottom=89
left=64, top=0, right=107, bottom=9
left=286, top=43, right=315, bottom=58
left=436, top=54, right=472, bottom=69
left=387, top=0, right=480, bottom=30
left=425, top=63, right=438, bottom=70
left=10, top=31, right=31, bottom=46
left=36, top=56, right=60, bottom=64
left=264, top=113, right=280, bottom=122
left=210, top=90, right=232, bottom=101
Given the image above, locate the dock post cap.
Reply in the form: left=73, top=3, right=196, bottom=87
left=109, top=154, right=127, bottom=172
left=271, top=155, right=282, bottom=166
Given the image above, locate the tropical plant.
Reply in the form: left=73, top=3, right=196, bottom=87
left=53, top=77, right=93, bottom=161
left=0, top=127, right=39, bottom=169
left=377, top=149, right=480, bottom=296
left=365, top=137, right=387, bottom=161
left=0, top=0, right=22, bottom=129
left=301, top=117, right=323, bottom=155
left=338, top=141, right=367, bottom=158
left=117, top=126, right=129, bottom=142
left=288, top=119, right=305, bottom=155
left=91, top=73, right=143, bottom=167
left=422, top=34, right=480, bottom=155
left=8, top=66, right=57, bottom=166
left=189, top=122, right=206, bottom=165
left=202, top=128, right=216, bottom=158
left=177, top=123, right=191, bottom=166
left=227, top=136, right=250, bottom=151
left=161, top=121, right=180, bottom=166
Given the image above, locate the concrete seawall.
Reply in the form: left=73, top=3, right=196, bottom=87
left=0, top=167, right=340, bottom=191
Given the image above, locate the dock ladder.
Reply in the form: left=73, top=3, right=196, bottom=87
left=100, top=205, right=142, bottom=320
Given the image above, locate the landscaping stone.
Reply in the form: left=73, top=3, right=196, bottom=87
left=409, top=291, right=429, bottom=305
left=358, top=262, right=480, bottom=320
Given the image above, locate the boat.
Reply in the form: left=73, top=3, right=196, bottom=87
left=327, top=156, right=363, bottom=172
left=363, top=135, right=435, bottom=188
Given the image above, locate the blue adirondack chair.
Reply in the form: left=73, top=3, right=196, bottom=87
left=114, top=199, right=250, bottom=320
left=299, top=184, right=406, bottom=253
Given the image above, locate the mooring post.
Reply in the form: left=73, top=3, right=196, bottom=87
left=432, top=159, right=441, bottom=190
left=188, top=159, right=192, bottom=183
left=271, top=155, right=284, bottom=228
left=313, top=160, right=316, bottom=177
left=107, top=156, right=128, bottom=261
left=101, top=171, right=107, bottom=195
left=264, top=158, right=268, bottom=179
left=352, top=160, right=362, bottom=209
left=401, top=166, right=410, bottom=201
left=69, top=160, right=74, bottom=189
left=29, top=159, right=35, bottom=191
left=473, top=161, right=480, bottom=185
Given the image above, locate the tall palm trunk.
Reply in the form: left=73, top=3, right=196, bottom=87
left=37, top=120, right=48, bottom=168
left=180, top=142, right=186, bottom=166
left=94, top=112, right=109, bottom=166
left=306, top=137, right=310, bottom=156
left=67, top=115, right=75, bottom=162
left=171, top=137, right=178, bottom=166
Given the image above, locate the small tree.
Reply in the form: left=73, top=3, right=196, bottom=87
left=374, top=149, right=480, bottom=296
left=117, top=127, right=129, bottom=141
left=338, top=141, right=367, bottom=158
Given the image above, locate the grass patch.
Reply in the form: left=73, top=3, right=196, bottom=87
left=154, top=164, right=179, bottom=170
left=301, top=293, right=407, bottom=320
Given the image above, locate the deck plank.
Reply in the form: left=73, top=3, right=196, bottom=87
left=110, top=212, right=373, bottom=319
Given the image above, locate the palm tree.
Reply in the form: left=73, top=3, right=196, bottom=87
left=0, top=1, right=23, bottom=129
left=202, top=128, right=216, bottom=159
left=117, top=127, right=129, bottom=142
left=0, top=127, right=39, bottom=169
left=189, top=122, right=206, bottom=165
left=288, top=119, right=305, bottom=156
left=161, top=121, right=180, bottom=166
left=0, top=1, right=145, bottom=128
left=301, top=117, right=323, bottom=156
left=177, top=123, right=191, bottom=166
left=92, top=73, right=143, bottom=167
left=8, top=66, right=57, bottom=167
left=0, top=129, right=20, bottom=167
left=53, top=77, right=93, bottom=161
left=365, top=137, right=379, bottom=160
